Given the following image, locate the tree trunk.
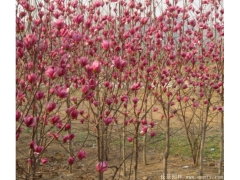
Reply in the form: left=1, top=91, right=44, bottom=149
left=143, top=134, right=147, bottom=165
left=122, top=124, right=126, bottom=176
left=218, top=111, right=224, bottom=175
left=133, top=123, right=140, bottom=180
left=199, top=124, right=206, bottom=176
left=163, top=119, right=170, bottom=179
left=96, top=123, right=103, bottom=180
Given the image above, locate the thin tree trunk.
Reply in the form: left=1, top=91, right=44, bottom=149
left=163, top=119, right=170, bottom=179
left=133, top=123, right=140, bottom=180
left=96, top=122, right=103, bottom=180
left=218, top=41, right=224, bottom=176
left=199, top=125, right=206, bottom=176
left=218, top=110, right=224, bottom=175
left=122, top=124, right=126, bottom=176
left=67, top=97, right=73, bottom=173
left=143, top=134, right=147, bottom=165
left=199, top=96, right=210, bottom=175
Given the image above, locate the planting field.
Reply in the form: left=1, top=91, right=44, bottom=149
left=16, top=90, right=223, bottom=179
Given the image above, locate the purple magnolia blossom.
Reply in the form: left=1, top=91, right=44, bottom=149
left=35, top=91, right=45, bottom=100
left=112, top=56, right=127, bottom=71
left=68, top=157, right=75, bottom=165
left=41, top=158, right=48, bottom=165
left=46, top=102, right=56, bottom=112
left=27, top=73, right=37, bottom=83
left=140, top=126, right=148, bottom=135
left=91, top=61, right=101, bottom=73
left=101, top=40, right=111, bottom=50
left=77, top=150, right=87, bottom=160
left=45, top=66, right=57, bottom=79
left=24, top=115, right=36, bottom=127
left=127, top=137, right=133, bottom=142
left=130, top=82, right=142, bottom=91
left=16, top=110, right=22, bottom=121
left=104, top=117, right=113, bottom=126
left=96, top=161, right=108, bottom=173
left=150, top=131, right=157, bottom=137
left=55, top=86, right=68, bottom=98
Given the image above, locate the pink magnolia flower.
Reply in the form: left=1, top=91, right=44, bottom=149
left=182, top=84, right=188, bottom=89
left=193, top=102, right=198, bottom=108
left=23, top=34, right=37, bottom=49
left=35, top=91, right=45, bottom=100
left=16, top=110, right=22, bottom=121
left=24, top=115, right=36, bottom=127
left=72, top=32, right=82, bottom=43
left=96, top=161, right=108, bottom=173
left=177, top=95, right=181, bottom=102
left=153, top=107, right=158, bottom=112
left=82, top=85, right=90, bottom=94
left=34, top=145, right=44, bottom=155
left=27, top=73, right=37, bottom=83
left=65, top=123, right=71, bottom=131
left=70, top=109, right=78, bottom=119
left=79, top=109, right=84, bottom=115
left=89, top=78, right=98, bottom=90
left=68, top=157, right=75, bottom=165
left=150, top=131, right=157, bottom=137
left=57, top=122, right=63, bottom=129
left=112, top=56, right=127, bottom=71
left=141, top=17, right=148, bottom=24
left=77, top=150, right=87, bottom=160
left=132, top=97, right=139, bottom=104
left=63, top=135, right=70, bottom=143
left=55, top=86, right=68, bottom=98
left=127, top=137, right=133, bottom=142
left=53, top=19, right=64, bottom=29
left=184, top=96, right=189, bottom=103
left=101, top=40, right=111, bottom=50
left=53, top=133, right=59, bottom=140
left=167, top=91, right=173, bottom=97
left=140, top=126, right=148, bottom=135
left=30, top=141, right=36, bottom=149
left=73, top=14, right=84, bottom=24
left=130, top=82, right=142, bottom=91
left=149, top=122, right=155, bottom=128
left=120, top=95, right=128, bottom=102
left=46, top=102, right=56, bottom=113
left=106, top=98, right=113, bottom=106
left=41, top=158, right=48, bottom=165
left=19, top=79, right=26, bottom=89
left=69, top=133, right=75, bottom=140
left=78, top=57, right=88, bottom=67
left=141, top=119, right=147, bottom=125
left=91, top=61, right=101, bottom=73
left=203, top=99, right=208, bottom=105
left=128, top=0, right=135, bottom=8
left=104, top=117, right=113, bottom=126
left=50, top=115, right=60, bottom=125
left=217, top=106, right=224, bottom=111
left=45, top=66, right=57, bottom=79
left=93, top=0, right=104, bottom=8
left=16, top=128, right=22, bottom=141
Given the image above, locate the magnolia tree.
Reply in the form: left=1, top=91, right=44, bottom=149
left=16, top=0, right=223, bottom=179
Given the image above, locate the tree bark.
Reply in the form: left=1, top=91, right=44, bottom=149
left=218, top=110, right=224, bottom=175
left=163, top=119, right=170, bottom=179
